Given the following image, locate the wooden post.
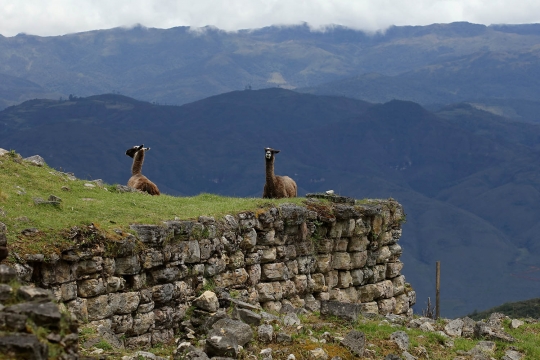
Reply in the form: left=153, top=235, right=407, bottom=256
left=436, top=261, right=441, bottom=319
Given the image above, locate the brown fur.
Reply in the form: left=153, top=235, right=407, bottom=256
left=126, top=145, right=160, bottom=196
left=262, top=147, right=297, bottom=198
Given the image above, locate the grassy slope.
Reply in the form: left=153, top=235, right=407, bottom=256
left=468, top=297, right=540, bottom=321
left=0, top=151, right=304, bottom=257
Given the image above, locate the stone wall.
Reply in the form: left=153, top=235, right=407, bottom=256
left=7, top=196, right=415, bottom=349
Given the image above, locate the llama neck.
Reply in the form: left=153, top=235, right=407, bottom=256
left=132, top=150, right=145, bottom=175
left=265, top=158, right=277, bottom=187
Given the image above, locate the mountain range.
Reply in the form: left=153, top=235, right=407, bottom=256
left=2, top=89, right=540, bottom=317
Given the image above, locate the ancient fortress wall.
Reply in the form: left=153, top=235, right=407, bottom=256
left=9, top=196, right=416, bottom=349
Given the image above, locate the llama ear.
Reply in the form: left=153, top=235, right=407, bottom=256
left=273, top=149, right=280, bottom=154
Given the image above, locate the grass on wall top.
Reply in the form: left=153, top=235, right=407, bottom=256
left=0, top=151, right=305, bottom=257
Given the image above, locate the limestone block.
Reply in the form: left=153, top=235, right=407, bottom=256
left=193, top=291, right=219, bottom=312
left=103, top=258, right=115, bottom=276
left=77, top=257, right=103, bottom=277
left=112, top=314, right=133, bottom=334
left=348, top=236, right=369, bottom=252
left=407, top=290, right=416, bottom=306
left=325, top=270, right=339, bottom=290
left=329, top=288, right=349, bottom=302
left=261, top=263, right=289, bottom=281
left=150, top=265, right=188, bottom=284
left=245, top=251, right=262, bottom=266
left=261, top=248, right=277, bottom=263
left=129, top=272, right=147, bottom=290
left=41, top=260, right=75, bottom=285
left=286, top=260, right=298, bottom=276
left=87, top=295, right=115, bottom=321
left=350, top=251, right=367, bottom=269
left=295, top=240, right=315, bottom=256
left=66, top=297, right=88, bottom=322
left=392, top=275, right=405, bottom=296
left=445, top=319, right=464, bottom=337
left=394, top=294, right=410, bottom=315
left=153, top=306, right=175, bottom=329
left=351, top=269, right=364, bottom=286
left=205, top=256, right=227, bottom=277
left=241, top=228, right=257, bottom=250
left=371, top=215, right=384, bottom=235
left=358, top=284, right=379, bottom=303
left=388, top=244, right=402, bottom=261
left=375, top=246, right=392, bottom=264
left=332, top=252, right=351, bottom=270
left=315, top=239, right=334, bottom=254
left=78, top=278, right=106, bottom=298
left=173, top=281, right=193, bottom=302
left=59, top=281, right=77, bottom=301
left=337, top=271, right=352, bottom=289
left=111, top=292, right=140, bottom=314
left=256, top=282, right=282, bottom=302
left=137, top=301, right=155, bottom=313
left=329, top=221, right=343, bottom=239
left=297, top=256, right=317, bottom=274
left=343, top=286, right=358, bottom=303
left=293, top=275, right=308, bottom=295
left=281, top=280, right=297, bottom=298
left=341, top=330, right=365, bottom=357
left=276, top=245, right=296, bottom=260
left=131, top=311, right=155, bottom=335
left=379, top=280, right=394, bottom=299
left=311, top=273, right=326, bottom=292
left=198, top=239, right=214, bottom=260
left=353, top=218, right=370, bottom=236
left=380, top=231, right=395, bottom=246
left=359, top=301, right=379, bottom=314
left=317, top=292, right=330, bottom=301
left=141, top=249, right=164, bottom=269
left=258, top=229, right=280, bottom=246
left=178, top=240, right=201, bottom=263
left=130, top=224, right=170, bottom=246
left=262, top=301, right=282, bottom=313
left=214, top=268, right=249, bottom=287
left=124, top=333, right=151, bottom=350
left=378, top=298, right=396, bottom=315
left=115, top=255, right=141, bottom=276
left=227, top=250, right=245, bottom=269
left=386, top=261, right=404, bottom=278
left=247, top=264, right=261, bottom=286
left=334, top=238, right=349, bottom=252
left=372, top=264, right=387, bottom=283
left=315, top=254, right=332, bottom=273
left=152, top=283, right=175, bottom=304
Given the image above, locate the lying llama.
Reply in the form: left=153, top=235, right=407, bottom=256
left=125, top=144, right=160, bottom=195
left=262, top=147, right=297, bottom=198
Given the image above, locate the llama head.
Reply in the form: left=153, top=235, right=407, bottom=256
left=265, top=147, right=280, bottom=160
left=126, top=144, right=150, bottom=158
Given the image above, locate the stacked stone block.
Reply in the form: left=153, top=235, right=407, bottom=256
left=13, top=198, right=415, bottom=349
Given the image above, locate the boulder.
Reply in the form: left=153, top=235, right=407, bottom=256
left=193, top=291, right=219, bottom=313
left=340, top=330, right=365, bottom=357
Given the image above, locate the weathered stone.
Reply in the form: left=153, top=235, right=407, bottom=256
left=152, top=283, right=175, bottom=303
left=111, top=292, right=140, bottom=314
left=247, top=264, right=261, bottom=286
left=233, top=307, right=262, bottom=326
left=378, top=297, right=396, bottom=315
left=337, top=271, right=352, bottom=288
left=87, top=295, right=115, bottom=321
left=386, top=261, right=404, bottom=278
left=320, top=301, right=362, bottom=321
left=276, top=332, right=293, bottom=343
left=112, top=314, right=134, bottom=333
left=6, top=301, right=61, bottom=328
left=41, top=261, right=75, bottom=285
left=66, top=297, right=88, bottom=322
left=390, top=331, right=409, bottom=351
left=131, top=311, right=155, bottom=335
left=340, top=330, right=365, bottom=357
left=125, top=333, right=152, bottom=349
left=212, top=318, right=253, bottom=346
left=309, top=348, right=328, bottom=360
left=510, top=319, right=524, bottom=329
left=444, top=318, right=464, bottom=337
left=324, top=271, right=338, bottom=290
left=258, top=324, right=274, bottom=343
left=106, top=276, right=126, bottom=293
left=0, top=333, right=48, bottom=359
left=24, top=155, right=46, bottom=166
left=17, top=285, right=52, bottom=302
left=315, top=254, right=332, bottom=273
left=214, top=268, right=249, bottom=287
left=332, top=253, right=351, bottom=270
left=193, top=291, right=219, bottom=312
left=205, top=328, right=239, bottom=358
left=77, top=278, right=106, bottom=297
left=348, top=236, right=369, bottom=252
left=350, top=251, right=367, bottom=269
left=262, top=263, right=289, bottom=280
left=115, top=256, right=141, bottom=275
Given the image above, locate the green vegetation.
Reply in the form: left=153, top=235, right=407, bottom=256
left=0, top=152, right=305, bottom=258
left=467, top=297, right=540, bottom=320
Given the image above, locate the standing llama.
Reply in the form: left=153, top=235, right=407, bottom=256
left=263, top=147, right=297, bottom=198
left=125, top=144, right=160, bottom=195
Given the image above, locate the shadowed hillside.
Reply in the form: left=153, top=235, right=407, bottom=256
left=2, top=89, right=540, bottom=316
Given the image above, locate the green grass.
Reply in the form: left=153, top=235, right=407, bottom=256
left=0, top=152, right=305, bottom=257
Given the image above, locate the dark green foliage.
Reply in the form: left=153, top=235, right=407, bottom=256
left=468, top=298, right=540, bottom=320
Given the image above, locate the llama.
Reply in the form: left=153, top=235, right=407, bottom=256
left=125, top=144, right=160, bottom=195
left=262, top=147, right=297, bottom=198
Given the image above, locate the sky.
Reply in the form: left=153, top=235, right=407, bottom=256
left=1, top=0, right=540, bottom=37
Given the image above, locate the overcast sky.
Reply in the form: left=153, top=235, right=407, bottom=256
left=1, top=0, right=540, bottom=37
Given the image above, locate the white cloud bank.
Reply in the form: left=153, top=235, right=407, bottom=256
left=1, top=0, right=540, bottom=37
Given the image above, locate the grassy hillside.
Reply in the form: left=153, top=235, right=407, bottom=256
left=0, top=150, right=304, bottom=258
left=468, top=298, right=540, bottom=321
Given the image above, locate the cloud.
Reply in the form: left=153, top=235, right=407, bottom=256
left=1, top=0, right=540, bottom=37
